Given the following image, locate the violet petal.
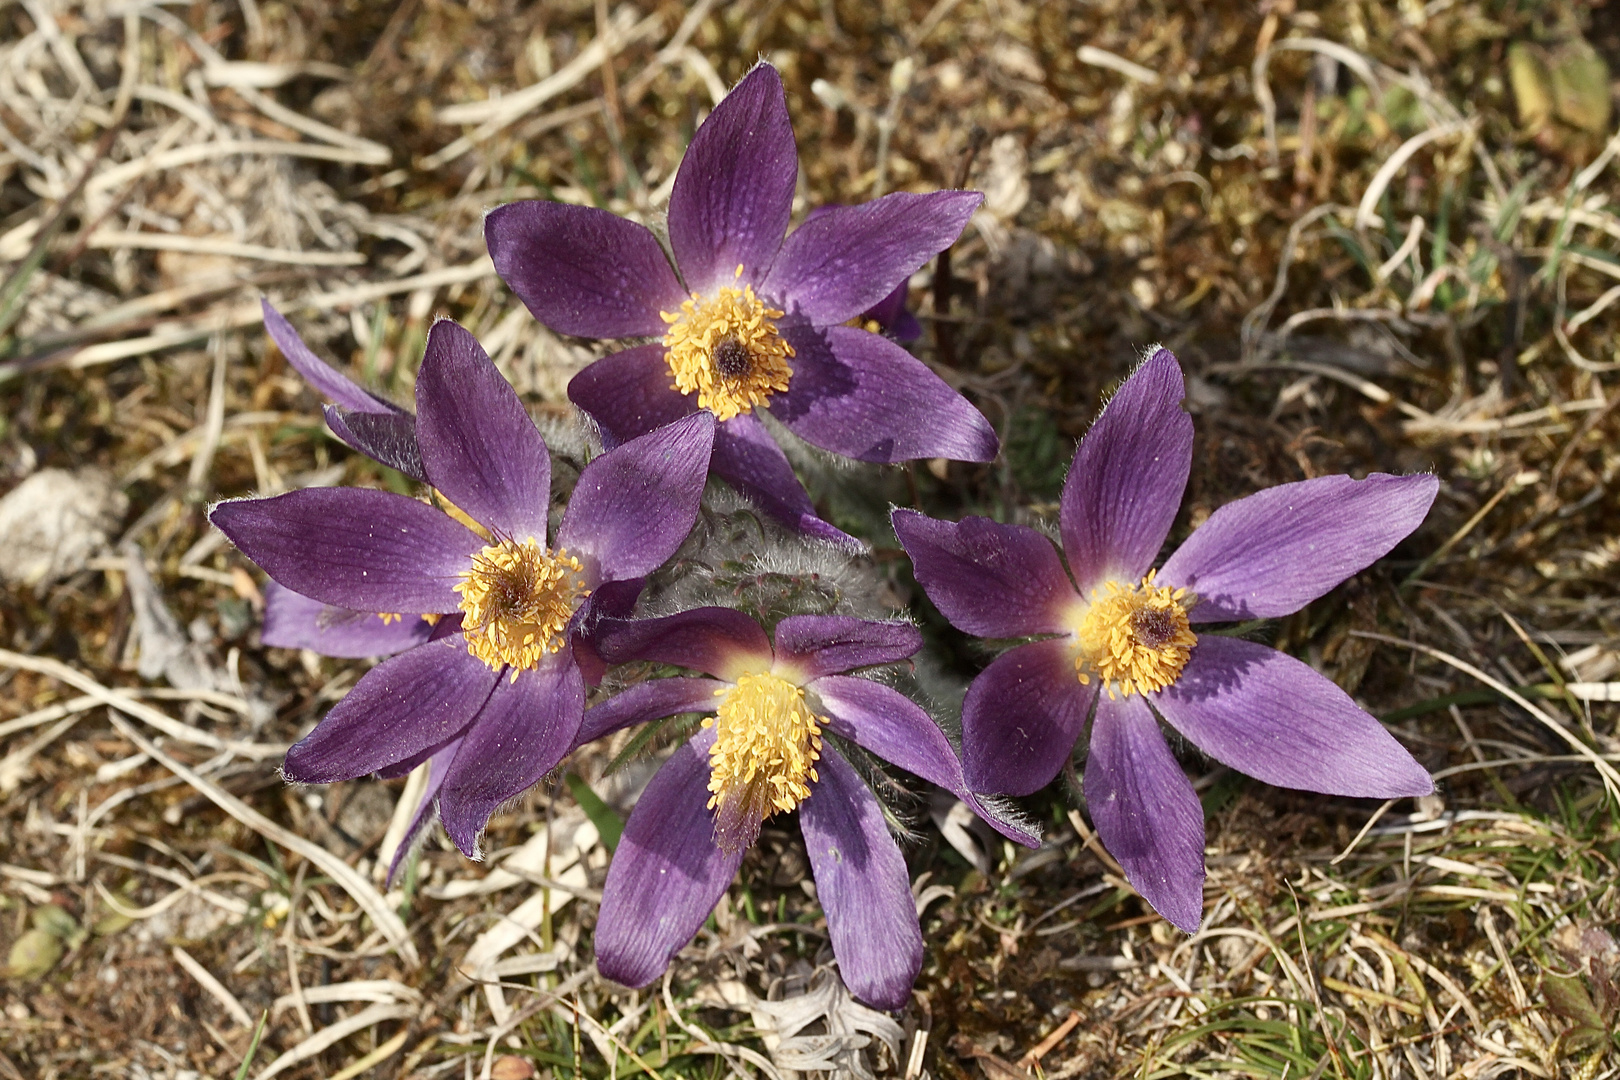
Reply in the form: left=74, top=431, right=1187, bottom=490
left=485, top=201, right=686, bottom=338
left=1060, top=348, right=1192, bottom=595
left=385, top=743, right=458, bottom=885
left=556, top=411, right=714, bottom=584
left=261, top=581, right=432, bottom=658
left=668, top=64, right=796, bottom=295
left=282, top=637, right=498, bottom=783
left=210, top=488, right=480, bottom=614
left=567, top=343, right=698, bottom=449
left=595, top=727, right=744, bottom=989
left=437, top=648, right=586, bottom=855
left=961, top=638, right=1095, bottom=795
left=771, top=325, right=997, bottom=463
left=711, top=414, right=860, bottom=548
left=813, top=675, right=1039, bottom=846
left=592, top=607, right=771, bottom=679
left=325, top=406, right=426, bottom=482
left=1159, top=473, right=1440, bottom=622
left=764, top=191, right=982, bottom=326
left=799, top=747, right=922, bottom=1011
left=892, top=510, right=1075, bottom=638
left=264, top=300, right=400, bottom=414
left=575, top=677, right=729, bottom=747
left=1154, top=636, right=1433, bottom=797
left=1085, top=694, right=1206, bottom=932
left=415, top=319, right=551, bottom=542
left=862, top=280, right=919, bottom=341
left=773, top=615, right=920, bottom=680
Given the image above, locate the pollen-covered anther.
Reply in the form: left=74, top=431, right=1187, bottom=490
left=1075, top=572, right=1197, bottom=698
left=703, top=672, right=822, bottom=853
left=455, top=538, right=587, bottom=674
left=661, top=271, right=794, bottom=422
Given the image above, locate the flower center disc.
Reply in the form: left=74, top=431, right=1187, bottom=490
left=455, top=539, right=586, bottom=673
left=703, top=672, right=822, bottom=853
left=1075, top=572, right=1197, bottom=698
left=661, top=276, right=795, bottom=422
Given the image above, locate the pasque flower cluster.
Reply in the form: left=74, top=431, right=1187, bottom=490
left=215, top=62, right=1437, bottom=1010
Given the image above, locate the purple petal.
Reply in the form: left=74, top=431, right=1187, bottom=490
left=1084, top=694, right=1206, bottom=932
left=771, top=326, right=996, bottom=463
left=261, top=581, right=433, bottom=658
left=961, top=639, right=1095, bottom=795
left=711, top=415, right=859, bottom=548
left=863, top=281, right=920, bottom=342
left=576, top=677, right=729, bottom=747
left=593, top=607, right=771, bottom=679
left=556, top=412, right=714, bottom=583
left=263, top=300, right=401, bottom=415
left=568, top=343, right=697, bottom=448
left=386, top=744, right=458, bottom=885
left=812, top=675, right=1039, bottom=846
left=892, top=510, right=1075, bottom=638
left=485, top=201, right=686, bottom=339
left=415, top=319, right=551, bottom=542
left=773, top=616, right=920, bottom=680
left=799, top=747, right=922, bottom=1011
left=437, top=649, right=586, bottom=855
left=764, top=191, right=982, bottom=326
left=1060, top=348, right=1192, bottom=595
left=668, top=63, right=796, bottom=295
left=210, top=489, right=480, bottom=614
left=325, top=406, right=426, bottom=482
left=595, top=727, right=744, bottom=989
left=1153, top=636, right=1433, bottom=797
left=1160, top=473, right=1438, bottom=622
left=283, top=637, right=498, bottom=782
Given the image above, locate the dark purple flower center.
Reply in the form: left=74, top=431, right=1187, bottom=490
left=1129, top=606, right=1181, bottom=649
left=712, top=336, right=752, bottom=382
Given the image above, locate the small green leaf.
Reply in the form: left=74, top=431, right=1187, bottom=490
left=31, top=904, right=78, bottom=940
left=1543, top=973, right=1605, bottom=1032
left=565, top=773, right=624, bottom=854
left=233, top=1011, right=269, bottom=1080
left=7, top=929, right=62, bottom=980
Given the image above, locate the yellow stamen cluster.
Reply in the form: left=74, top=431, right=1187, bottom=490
left=661, top=271, right=794, bottom=422
left=703, top=672, right=822, bottom=848
left=377, top=612, right=403, bottom=625
left=455, top=538, right=586, bottom=674
left=1074, top=571, right=1197, bottom=698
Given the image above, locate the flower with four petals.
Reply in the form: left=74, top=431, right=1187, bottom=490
left=485, top=62, right=996, bottom=546
left=894, top=348, right=1437, bottom=931
left=577, top=607, right=1039, bottom=1008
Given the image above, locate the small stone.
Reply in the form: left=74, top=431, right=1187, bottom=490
left=0, top=468, right=126, bottom=590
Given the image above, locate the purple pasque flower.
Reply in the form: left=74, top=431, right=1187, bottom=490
left=211, top=318, right=715, bottom=857
left=261, top=299, right=425, bottom=482
left=577, top=607, right=1039, bottom=1010
left=893, top=348, right=1437, bottom=932
left=485, top=62, right=995, bottom=547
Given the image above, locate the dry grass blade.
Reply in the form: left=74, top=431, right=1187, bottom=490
left=425, top=7, right=663, bottom=168
left=0, top=648, right=283, bottom=757
left=171, top=945, right=255, bottom=1028
left=1354, top=631, right=1620, bottom=801
left=252, top=1002, right=415, bottom=1080
left=103, top=712, right=419, bottom=966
